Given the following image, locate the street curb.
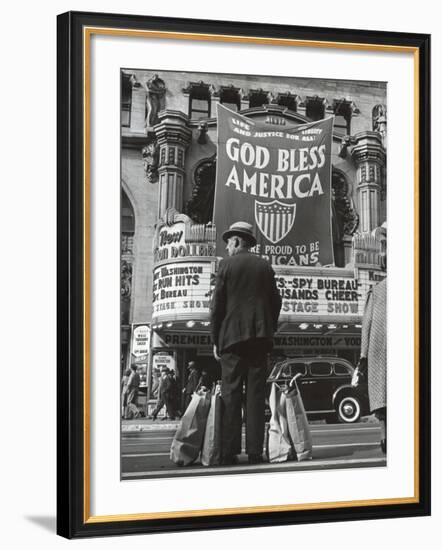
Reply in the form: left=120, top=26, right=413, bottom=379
left=122, top=419, right=379, bottom=432
left=122, top=423, right=179, bottom=432
left=122, top=456, right=387, bottom=479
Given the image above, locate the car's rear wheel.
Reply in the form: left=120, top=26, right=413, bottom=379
left=336, top=395, right=361, bottom=423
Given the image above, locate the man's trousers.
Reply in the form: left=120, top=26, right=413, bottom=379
left=220, top=340, right=269, bottom=457
left=151, top=394, right=176, bottom=419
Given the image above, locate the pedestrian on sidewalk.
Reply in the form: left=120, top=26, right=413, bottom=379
left=357, top=276, right=387, bottom=453
left=121, top=368, right=131, bottom=419
left=353, top=247, right=387, bottom=454
left=182, top=361, right=200, bottom=411
left=210, top=221, right=281, bottom=466
left=150, top=367, right=177, bottom=420
left=151, top=368, right=161, bottom=399
left=125, top=364, right=141, bottom=419
left=198, top=368, right=212, bottom=391
left=169, top=368, right=182, bottom=418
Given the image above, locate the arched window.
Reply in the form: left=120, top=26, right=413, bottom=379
left=121, top=190, right=135, bottom=253
left=186, top=157, right=217, bottom=223
left=121, top=190, right=135, bottom=327
left=331, top=170, right=359, bottom=267
left=121, top=73, right=132, bottom=128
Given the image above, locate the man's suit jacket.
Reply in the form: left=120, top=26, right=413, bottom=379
left=210, top=250, right=282, bottom=353
left=185, top=369, right=200, bottom=395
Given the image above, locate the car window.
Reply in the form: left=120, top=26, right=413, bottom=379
left=310, top=362, right=332, bottom=376
left=288, top=363, right=306, bottom=377
left=280, top=364, right=291, bottom=377
left=334, top=363, right=352, bottom=376
left=268, top=364, right=282, bottom=379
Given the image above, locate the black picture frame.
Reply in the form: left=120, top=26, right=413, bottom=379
left=57, top=10, right=431, bottom=539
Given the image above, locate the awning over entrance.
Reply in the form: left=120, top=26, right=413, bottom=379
left=151, top=320, right=361, bottom=351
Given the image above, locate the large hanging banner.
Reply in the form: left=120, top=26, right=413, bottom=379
left=214, top=104, right=334, bottom=266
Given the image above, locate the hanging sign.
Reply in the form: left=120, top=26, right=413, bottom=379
left=214, top=104, right=334, bottom=266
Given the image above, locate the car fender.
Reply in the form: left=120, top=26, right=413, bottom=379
left=332, top=384, right=369, bottom=414
left=332, top=384, right=358, bottom=406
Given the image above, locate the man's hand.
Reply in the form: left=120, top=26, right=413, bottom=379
left=352, top=357, right=367, bottom=387
left=351, top=368, right=362, bottom=387
left=213, top=345, right=220, bottom=361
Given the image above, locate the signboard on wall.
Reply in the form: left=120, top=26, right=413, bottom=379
left=152, top=261, right=215, bottom=320
left=152, top=262, right=369, bottom=323
left=153, top=332, right=361, bottom=350
left=277, top=272, right=366, bottom=318
left=131, top=324, right=150, bottom=358
left=157, top=332, right=214, bottom=348
left=153, top=221, right=216, bottom=263
left=152, top=352, right=176, bottom=373
left=214, top=104, right=334, bottom=266
left=274, top=334, right=361, bottom=349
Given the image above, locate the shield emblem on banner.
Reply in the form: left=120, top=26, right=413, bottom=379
left=254, top=200, right=297, bottom=244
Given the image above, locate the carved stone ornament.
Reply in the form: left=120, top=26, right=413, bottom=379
left=120, top=260, right=132, bottom=299
left=143, top=74, right=166, bottom=128
left=141, top=141, right=159, bottom=184
left=197, top=121, right=208, bottom=145
left=352, top=227, right=386, bottom=270
left=332, top=170, right=359, bottom=237
left=338, top=135, right=357, bottom=159
left=372, top=104, right=387, bottom=147
left=372, top=104, right=387, bottom=129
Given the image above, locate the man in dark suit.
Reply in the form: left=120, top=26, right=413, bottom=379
left=182, top=361, right=200, bottom=410
left=210, top=221, right=282, bottom=465
left=150, top=367, right=177, bottom=420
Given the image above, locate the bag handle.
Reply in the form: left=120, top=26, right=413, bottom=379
left=289, top=373, right=302, bottom=390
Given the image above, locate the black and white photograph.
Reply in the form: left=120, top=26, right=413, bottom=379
left=120, top=69, right=388, bottom=480
left=0, top=0, right=436, bottom=544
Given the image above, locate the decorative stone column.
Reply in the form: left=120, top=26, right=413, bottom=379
left=153, top=110, right=192, bottom=218
left=351, top=131, right=386, bottom=233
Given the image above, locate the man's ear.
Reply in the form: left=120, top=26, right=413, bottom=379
left=234, top=236, right=240, bottom=248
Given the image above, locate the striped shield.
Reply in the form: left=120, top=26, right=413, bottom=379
left=254, top=200, right=296, bottom=244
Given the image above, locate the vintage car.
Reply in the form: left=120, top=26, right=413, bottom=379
left=266, top=356, right=369, bottom=423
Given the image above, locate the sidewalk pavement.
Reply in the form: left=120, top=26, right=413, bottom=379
left=122, top=417, right=180, bottom=432
left=122, top=413, right=379, bottom=432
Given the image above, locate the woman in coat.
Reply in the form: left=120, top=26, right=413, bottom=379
left=121, top=368, right=131, bottom=419
left=125, top=365, right=141, bottom=419
left=357, top=276, right=387, bottom=453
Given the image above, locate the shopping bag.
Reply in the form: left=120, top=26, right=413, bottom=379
left=285, top=378, right=313, bottom=461
left=170, top=389, right=211, bottom=466
left=267, top=383, right=296, bottom=463
left=201, top=383, right=222, bottom=466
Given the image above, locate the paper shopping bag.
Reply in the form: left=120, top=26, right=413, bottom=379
left=170, top=389, right=211, bottom=466
left=201, top=384, right=222, bottom=466
left=267, top=383, right=296, bottom=463
left=285, top=381, right=313, bottom=461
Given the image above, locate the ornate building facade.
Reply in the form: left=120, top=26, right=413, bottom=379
left=120, top=69, right=387, bottom=412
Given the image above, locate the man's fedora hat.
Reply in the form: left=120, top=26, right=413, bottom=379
left=222, top=221, right=257, bottom=247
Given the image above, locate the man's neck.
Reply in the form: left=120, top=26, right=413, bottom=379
left=231, top=247, right=249, bottom=256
